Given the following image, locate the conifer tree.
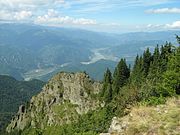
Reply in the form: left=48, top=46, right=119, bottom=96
left=131, top=55, right=144, bottom=82
left=104, top=84, right=113, bottom=103
left=159, top=46, right=180, bottom=96
left=101, top=68, right=113, bottom=102
left=160, top=42, right=173, bottom=72
left=112, top=58, right=130, bottom=96
left=142, top=48, right=152, bottom=77
left=148, top=45, right=161, bottom=79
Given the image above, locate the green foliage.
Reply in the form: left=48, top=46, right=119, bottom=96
left=19, top=105, right=113, bottom=135
left=131, top=55, right=144, bottom=83
left=111, top=83, right=141, bottom=116
left=101, top=68, right=113, bottom=103
left=157, top=46, right=180, bottom=96
left=159, top=42, right=173, bottom=72
left=112, top=58, right=130, bottom=96
left=148, top=45, right=161, bottom=79
left=141, top=96, right=166, bottom=106
left=104, top=84, right=113, bottom=103
left=0, top=75, right=45, bottom=133
left=142, top=48, right=152, bottom=77
left=158, top=71, right=179, bottom=96
left=130, top=40, right=179, bottom=105
left=75, top=106, right=113, bottom=133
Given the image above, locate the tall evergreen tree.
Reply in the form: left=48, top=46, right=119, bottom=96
left=142, top=48, right=152, bottom=77
left=131, top=55, right=144, bottom=82
left=148, top=45, right=161, bottom=79
left=159, top=42, right=173, bottom=72
left=162, top=37, right=180, bottom=94
left=112, top=59, right=130, bottom=96
left=101, top=68, right=113, bottom=102
left=104, top=84, right=113, bottom=103
left=158, top=46, right=180, bottom=96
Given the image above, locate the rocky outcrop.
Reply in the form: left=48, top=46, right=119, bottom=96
left=100, top=117, right=128, bottom=135
left=7, top=72, right=102, bottom=133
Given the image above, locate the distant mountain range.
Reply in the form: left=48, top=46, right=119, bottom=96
left=0, top=23, right=179, bottom=81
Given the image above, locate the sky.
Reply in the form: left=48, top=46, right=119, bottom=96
left=0, top=0, right=180, bottom=33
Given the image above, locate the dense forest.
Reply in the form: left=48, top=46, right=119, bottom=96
left=0, top=76, right=45, bottom=134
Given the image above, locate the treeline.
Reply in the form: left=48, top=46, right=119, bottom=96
left=101, top=36, right=180, bottom=106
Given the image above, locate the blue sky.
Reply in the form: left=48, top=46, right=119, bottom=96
left=0, top=0, right=180, bottom=33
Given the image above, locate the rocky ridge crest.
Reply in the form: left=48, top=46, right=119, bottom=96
left=7, top=72, right=102, bottom=133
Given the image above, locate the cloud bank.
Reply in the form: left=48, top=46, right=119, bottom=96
left=0, top=0, right=179, bottom=32
left=34, top=9, right=97, bottom=26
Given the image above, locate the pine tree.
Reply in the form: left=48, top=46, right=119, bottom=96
left=104, top=84, right=113, bottom=103
left=101, top=68, right=113, bottom=102
left=131, top=55, right=144, bottom=82
left=142, top=48, right=152, bottom=77
left=159, top=42, right=173, bottom=72
left=112, top=59, right=130, bottom=96
left=148, top=45, right=161, bottom=79
left=158, top=46, right=180, bottom=96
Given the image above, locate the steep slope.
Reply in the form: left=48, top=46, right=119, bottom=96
left=6, top=72, right=102, bottom=134
left=101, top=97, right=180, bottom=135
left=0, top=75, right=45, bottom=133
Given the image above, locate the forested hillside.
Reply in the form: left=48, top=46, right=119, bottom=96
left=0, top=76, right=45, bottom=134
left=6, top=36, right=180, bottom=135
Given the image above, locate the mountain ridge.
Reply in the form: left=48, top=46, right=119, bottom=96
left=6, top=72, right=103, bottom=133
left=0, top=23, right=179, bottom=81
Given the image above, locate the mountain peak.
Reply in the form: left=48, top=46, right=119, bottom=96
left=6, top=72, right=102, bottom=133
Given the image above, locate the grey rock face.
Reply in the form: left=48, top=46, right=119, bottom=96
left=6, top=72, right=102, bottom=133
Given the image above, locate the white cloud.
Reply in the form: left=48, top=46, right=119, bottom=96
left=34, top=9, right=97, bottom=25
left=146, top=24, right=163, bottom=28
left=14, top=11, right=32, bottom=20
left=0, top=0, right=179, bottom=32
left=72, top=18, right=97, bottom=25
left=145, top=21, right=180, bottom=30
left=0, top=10, right=13, bottom=21
left=166, top=21, right=180, bottom=28
left=0, top=10, right=32, bottom=21
left=146, top=8, right=180, bottom=14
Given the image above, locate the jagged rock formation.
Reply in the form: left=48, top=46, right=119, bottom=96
left=101, top=97, right=180, bottom=135
left=6, top=72, right=102, bottom=133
